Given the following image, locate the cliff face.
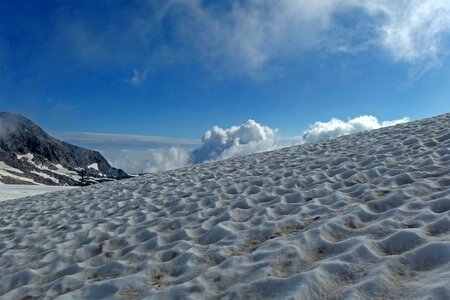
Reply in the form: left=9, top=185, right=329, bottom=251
left=0, top=112, right=128, bottom=185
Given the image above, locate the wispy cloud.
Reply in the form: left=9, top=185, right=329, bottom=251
left=158, top=0, right=351, bottom=77
left=127, top=69, right=151, bottom=86
left=38, top=1, right=450, bottom=79
left=356, top=1, right=450, bottom=79
left=370, top=1, right=450, bottom=63
left=153, top=0, right=450, bottom=77
left=0, top=113, right=18, bottom=137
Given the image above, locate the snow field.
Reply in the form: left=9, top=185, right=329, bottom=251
left=0, top=184, right=73, bottom=201
left=0, top=114, right=450, bottom=299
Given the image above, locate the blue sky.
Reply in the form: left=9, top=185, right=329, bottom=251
left=1, top=0, right=450, bottom=136
left=1, top=1, right=450, bottom=172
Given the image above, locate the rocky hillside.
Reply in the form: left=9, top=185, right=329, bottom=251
left=0, top=112, right=128, bottom=185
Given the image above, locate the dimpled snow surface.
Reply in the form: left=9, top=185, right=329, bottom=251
left=1, top=114, right=450, bottom=299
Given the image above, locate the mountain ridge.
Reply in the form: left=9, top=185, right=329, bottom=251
left=0, top=112, right=128, bottom=185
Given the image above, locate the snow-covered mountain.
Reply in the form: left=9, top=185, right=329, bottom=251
left=0, top=112, right=128, bottom=185
left=1, top=113, right=450, bottom=299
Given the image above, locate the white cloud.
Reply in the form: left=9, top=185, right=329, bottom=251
left=157, top=0, right=450, bottom=77
left=369, top=1, right=450, bottom=64
left=47, top=1, right=450, bottom=78
left=381, top=117, right=411, bottom=127
left=302, top=115, right=410, bottom=143
left=160, top=0, right=352, bottom=77
left=128, top=69, right=150, bottom=86
left=191, top=119, right=277, bottom=163
left=105, top=147, right=190, bottom=174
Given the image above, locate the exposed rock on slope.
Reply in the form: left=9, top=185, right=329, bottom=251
left=0, top=112, right=128, bottom=185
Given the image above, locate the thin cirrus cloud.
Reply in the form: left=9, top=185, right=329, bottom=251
left=57, top=132, right=199, bottom=174
left=61, top=116, right=410, bottom=174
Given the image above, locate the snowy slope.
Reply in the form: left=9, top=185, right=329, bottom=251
left=0, top=184, right=73, bottom=201
left=1, top=113, right=450, bottom=299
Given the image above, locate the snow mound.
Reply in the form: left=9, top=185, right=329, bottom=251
left=1, top=113, right=450, bottom=299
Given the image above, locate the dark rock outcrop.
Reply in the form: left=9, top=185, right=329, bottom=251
left=0, top=112, right=128, bottom=185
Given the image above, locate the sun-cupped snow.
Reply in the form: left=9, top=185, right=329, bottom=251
left=1, top=113, right=450, bottom=299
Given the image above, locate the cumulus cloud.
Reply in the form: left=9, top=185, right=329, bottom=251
left=191, top=119, right=277, bottom=163
left=302, top=115, right=410, bottom=143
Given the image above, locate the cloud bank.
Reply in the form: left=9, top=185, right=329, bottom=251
left=61, top=120, right=277, bottom=174
left=63, top=116, right=410, bottom=174
left=59, top=132, right=198, bottom=174
left=302, top=115, right=410, bottom=143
